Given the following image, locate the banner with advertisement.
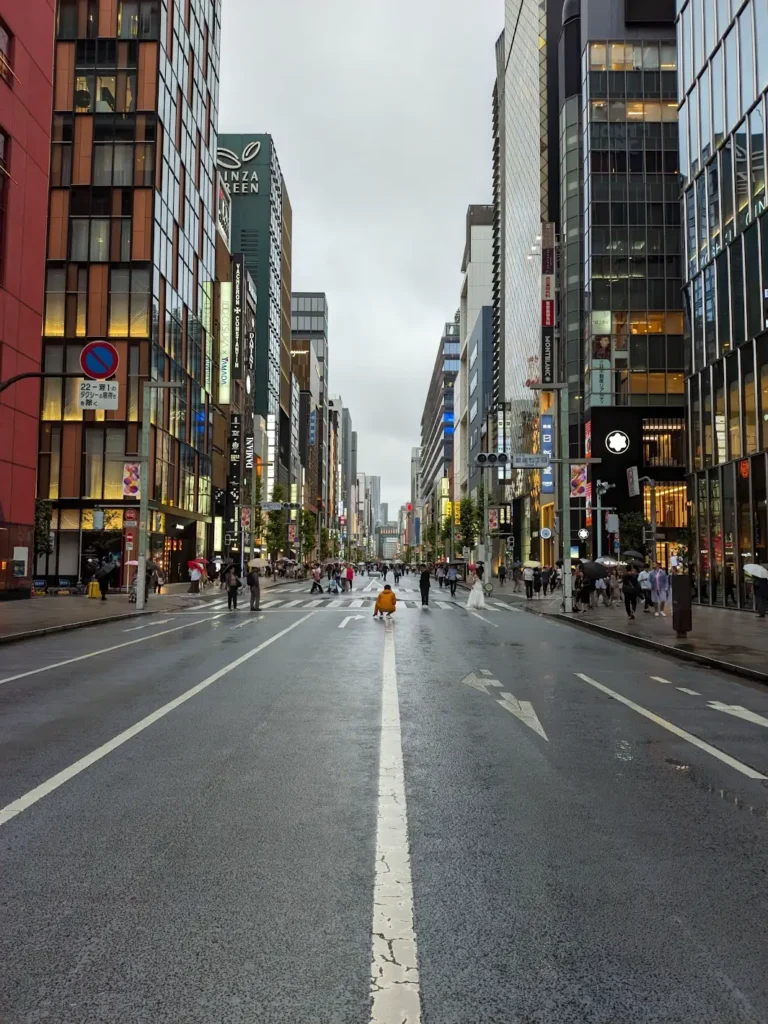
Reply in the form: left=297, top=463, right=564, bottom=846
left=585, top=482, right=593, bottom=526
left=570, top=464, right=587, bottom=499
left=122, top=462, right=140, bottom=498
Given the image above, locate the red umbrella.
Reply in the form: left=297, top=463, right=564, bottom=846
left=187, top=560, right=204, bottom=569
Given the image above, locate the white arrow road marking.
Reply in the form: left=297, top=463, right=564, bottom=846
left=575, top=674, right=767, bottom=780
left=339, top=615, right=365, bottom=629
left=364, top=578, right=380, bottom=592
left=677, top=687, right=700, bottom=695
left=708, top=702, right=768, bottom=727
left=479, top=669, right=492, bottom=677
left=461, top=673, right=503, bottom=696
left=497, top=692, right=548, bottom=740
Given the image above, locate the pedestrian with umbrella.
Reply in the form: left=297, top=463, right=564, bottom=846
left=498, top=562, right=507, bottom=587
left=744, top=565, right=768, bottom=618
left=95, top=559, right=115, bottom=601
left=621, top=565, right=642, bottom=619
left=246, top=559, right=261, bottom=611
left=187, top=560, right=203, bottom=594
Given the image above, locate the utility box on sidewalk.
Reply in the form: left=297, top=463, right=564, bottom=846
left=671, top=575, right=692, bottom=638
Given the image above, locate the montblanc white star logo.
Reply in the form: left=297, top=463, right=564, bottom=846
left=605, top=430, right=630, bottom=454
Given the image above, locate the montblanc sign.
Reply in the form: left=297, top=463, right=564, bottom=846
left=217, top=140, right=260, bottom=195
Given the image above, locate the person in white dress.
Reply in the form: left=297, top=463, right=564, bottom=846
left=466, top=572, right=487, bottom=610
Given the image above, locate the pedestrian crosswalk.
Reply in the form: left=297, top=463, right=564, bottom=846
left=259, top=597, right=519, bottom=612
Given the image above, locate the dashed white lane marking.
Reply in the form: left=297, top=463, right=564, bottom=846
left=369, top=622, right=421, bottom=1023
left=281, top=599, right=304, bottom=608
left=0, top=613, right=316, bottom=827
left=0, top=615, right=230, bottom=687
left=651, top=676, right=674, bottom=684
left=575, top=673, right=767, bottom=780
left=491, top=601, right=521, bottom=612
left=470, top=612, right=499, bottom=628
left=677, top=687, right=701, bottom=696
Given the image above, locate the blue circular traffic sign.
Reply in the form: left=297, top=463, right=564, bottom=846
left=80, top=341, right=119, bottom=380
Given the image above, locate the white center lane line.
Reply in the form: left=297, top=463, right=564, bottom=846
left=370, top=622, right=421, bottom=1022
left=575, top=673, right=767, bottom=780
left=677, top=687, right=701, bottom=696
left=0, top=612, right=316, bottom=827
left=470, top=612, right=499, bottom=628
left=651, top=676, right=673, bottom=684
left=0, top=615, right=230, bottom=687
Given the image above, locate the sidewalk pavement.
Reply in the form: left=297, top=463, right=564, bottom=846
left=486, top=583, right=768, bottom=683
left=0, top=576, right=297, bottom=645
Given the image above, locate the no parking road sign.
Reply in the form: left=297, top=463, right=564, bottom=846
left=80, top=341, right=119, bottom=380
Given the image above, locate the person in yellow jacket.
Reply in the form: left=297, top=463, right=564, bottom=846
left=373, top=584, right=397, bottom=618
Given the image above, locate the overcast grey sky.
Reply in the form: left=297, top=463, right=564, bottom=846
left=220, top=1, right=501, bottom=513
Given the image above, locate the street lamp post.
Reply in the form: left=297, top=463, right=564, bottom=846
left=136, top=381, right=183, bottom=612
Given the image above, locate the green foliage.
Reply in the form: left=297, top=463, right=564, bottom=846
left=319, top=527, right=331, bottom=561
left=34, top=500, right=53, bottom=559
left=404, top=545, right=413, bottom=564
left=459, top=497, right=479, bottom=550
left=264, top=484, right=287, bottom=558
left=441, top=514, right=452, bottom=544
left=252, top=471, right=263, bottom=543
left=618, top=510, right=649, bottom=554
left=300, top=510, right=316, bottom=558
left=422, top=522, right=437, bottom=553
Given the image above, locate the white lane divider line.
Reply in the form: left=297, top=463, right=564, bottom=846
left=491, top=601, right=521, bottom=612
left=369, top=623, right=421, bottom=1023
left=677, top=687, right=701, bottom=696
left=575, top=673, right=767, bottom=781
left=708, top=702, right=768, bottom=727
left=0, top=615, right=229, bottom=687
left=0, top=612, right=316, bottom=827
left=234, top=615, right=265, bottom=629
left=470, top=612, right=499, bottom=628
left=651, top=676, right=674, bottom=684
left=123, top=619, right=171, bottom=632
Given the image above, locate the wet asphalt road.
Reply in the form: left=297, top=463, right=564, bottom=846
left=2, top=571, right=768, bottom=1023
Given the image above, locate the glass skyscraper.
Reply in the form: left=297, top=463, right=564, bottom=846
left=38, top=0, right=220, bottom=586
left=678, top=0, right=768, bottom=608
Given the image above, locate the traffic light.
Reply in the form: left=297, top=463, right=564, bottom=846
left=475, top=453, right=509, bottom=467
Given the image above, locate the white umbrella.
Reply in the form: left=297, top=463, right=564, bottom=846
left=595, top=556, right=619, bottom=567
left=744, top=564, right=768, bottom=580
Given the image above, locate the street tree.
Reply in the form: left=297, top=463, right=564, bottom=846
left=300, top=510, right=316, bottom=560
left=34, top=500, right=54, bottom=559
left=319, top=527, right=331, bottom=561
left=264, top=484, right=287, bottom=559
left=459, top=497, right=478, bottom=550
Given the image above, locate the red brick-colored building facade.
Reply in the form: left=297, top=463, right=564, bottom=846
left=0, top=0, right=54, bottom=596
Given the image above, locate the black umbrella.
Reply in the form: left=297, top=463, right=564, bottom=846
left=94, top=563, right=115, bottom=580
left=580, top=560, right=609, bottom=580
left=622, top=550, right=644, bottom=560
left=509, top=561, right=523, bottom=569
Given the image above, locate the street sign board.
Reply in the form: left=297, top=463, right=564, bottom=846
left=540, top=527, right=552, bottom=540
left=80, top=341, right=119, bottom=380
left=261, top=502, right=283, bottom=512
left=513, top=453, right=550, bottom=469
left=578, top=528, right=589, bottom=540
left=78, top=380, right=118, bottom=409
left=627, top=465, right=640, bottom=498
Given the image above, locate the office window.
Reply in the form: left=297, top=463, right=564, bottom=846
left=44, top=269, right=66, bottom=336
left=118, top=1, right=159, bottom=39
left=750, top=104, right=765, bottom=213
left=757, top=0, right=768, bottom=92
left=0, top=18, right=12, bottom=84
left=724, top=29, right=739, bottom=134
left=727, top=356, right=741, bottom=459
left=711, top=46, right=724, bottom=149
left=739, top=3, right=755, bottom=115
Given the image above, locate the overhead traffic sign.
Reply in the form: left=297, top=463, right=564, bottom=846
left=78, top=380, right=118, bottom=410
left=513, top=453, right=550, bottom=469
left=80, top=341, right=119, bottom=380
left=261, top=502, right=283, bottom=512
